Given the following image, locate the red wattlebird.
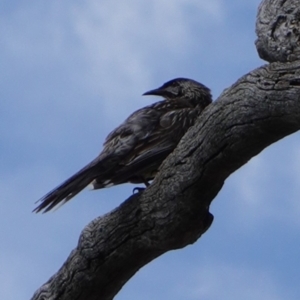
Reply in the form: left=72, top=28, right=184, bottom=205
left=34, top=78, right=212, bottom=213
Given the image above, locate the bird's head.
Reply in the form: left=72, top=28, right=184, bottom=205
left=143, top=78, right=212, bottom=105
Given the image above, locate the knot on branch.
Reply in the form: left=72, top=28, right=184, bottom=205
left=256, top=0, right=300, bottom=62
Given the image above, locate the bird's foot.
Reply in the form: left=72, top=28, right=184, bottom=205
left=132, top=187, right=145, bottom=194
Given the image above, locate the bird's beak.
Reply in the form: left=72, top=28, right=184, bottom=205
left=142, top=87, right=166, bottom=97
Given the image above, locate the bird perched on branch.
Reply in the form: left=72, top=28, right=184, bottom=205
left=34, top=78, right=212, bottom=213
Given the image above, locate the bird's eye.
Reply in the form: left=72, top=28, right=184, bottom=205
left=177, top=86, right=183, bottom=96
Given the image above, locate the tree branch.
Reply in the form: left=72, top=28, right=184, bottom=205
left=32, top=0, right=300, bottom=299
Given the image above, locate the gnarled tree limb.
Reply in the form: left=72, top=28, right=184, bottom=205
left=32, top=0, right=300, bottom=299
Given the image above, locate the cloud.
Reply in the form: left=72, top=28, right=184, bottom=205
left=71, top=0, right=226, bottom=120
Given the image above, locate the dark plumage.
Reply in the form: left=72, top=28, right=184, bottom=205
left=34, top=78, right=212, bottom=213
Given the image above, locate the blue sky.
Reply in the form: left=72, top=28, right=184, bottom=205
left=2, top=1, right=300, bottom=299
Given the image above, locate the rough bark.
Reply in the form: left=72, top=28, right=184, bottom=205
left=256, top=0, right=300, bottom=62
left=32, top=0, right=300, bottom=299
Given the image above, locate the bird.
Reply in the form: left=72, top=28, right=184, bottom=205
left=33, top=78, right=212, bottom=213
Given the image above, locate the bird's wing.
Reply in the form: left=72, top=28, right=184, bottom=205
left=94, top=106, right=194, bottom=186
left=122, top=107, right=195, bottom=167
left=107, top=142, right=174, bottom=184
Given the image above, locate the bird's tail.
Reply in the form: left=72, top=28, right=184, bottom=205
left=33, top=163, right=98, bottom=213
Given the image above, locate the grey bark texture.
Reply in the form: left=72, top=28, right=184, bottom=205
left=256, top=0, right=300, bottom=62
left=32, top=0, right=300, bottom=299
